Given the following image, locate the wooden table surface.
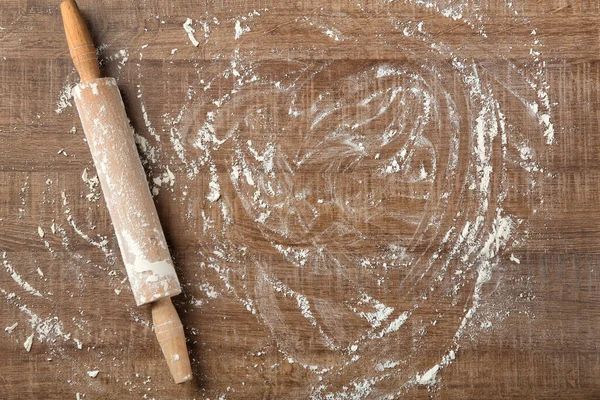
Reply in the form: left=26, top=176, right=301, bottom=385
left=1, top=0, right=600, bottom=399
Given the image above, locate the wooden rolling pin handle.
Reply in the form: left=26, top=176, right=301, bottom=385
left=152, top=298, right=193, bottom=383
left=60, top=0, right=101, bottom=82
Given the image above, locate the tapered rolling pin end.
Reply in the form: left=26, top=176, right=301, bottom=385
left=152, top=298, right=193, bottom=383
left=60, top=0, right=101, bottom=82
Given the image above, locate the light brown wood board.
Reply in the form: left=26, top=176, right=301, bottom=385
left=1, top=0, right=599, bottom=399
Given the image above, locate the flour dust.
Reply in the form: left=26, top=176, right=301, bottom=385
left=15, top=0, right=557, bottom=397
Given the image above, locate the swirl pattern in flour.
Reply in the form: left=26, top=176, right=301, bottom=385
left=173, top=2, right=554, bottom=397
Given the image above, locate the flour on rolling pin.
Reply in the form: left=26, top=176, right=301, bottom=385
left=73, top=78, right=181, bottom=306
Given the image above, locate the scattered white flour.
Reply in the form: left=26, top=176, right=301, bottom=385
left=234, top=20, right=250, bottom=40
left=140, top=102, right=161, bottom=142
left=199, top=283, right=219, bottom=299
left=415, top=364, right=440, bottom=386
left=206, top=164, right=221, bottom=202
left=18, top=303, right=72, bottom=343
left=375, top=360, right=401, bottom=372
left=87, top=370, right=100, bottom=378
left=81, top=168, right=100, bottom=202
left=104, top=49, right=129, bottom=71
left=23, top=333, right=34, bottom=352
left=350, top=293, right=394, bottom=329
left=5, top=322, right=18, bottom=333
left=27, top=2, right=556, bottom=397
left=183, top=18, right=200, bottom=47
left=3, top=252, right=43, bottom=297
left=151, top=166, right=176, bottom=196
left=55, top=83, right=73, bottom=114
left=374, top=312, right=410, bottom=339
left=62, top=191, right=110, bottom=252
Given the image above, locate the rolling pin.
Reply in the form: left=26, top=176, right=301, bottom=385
left=60, top=0, right=192, bottom=383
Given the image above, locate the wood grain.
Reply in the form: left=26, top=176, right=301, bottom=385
left=1, top=0, right=600, bottom=399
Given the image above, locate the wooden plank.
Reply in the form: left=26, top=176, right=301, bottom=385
left=1, top=0, right=600, bottom=398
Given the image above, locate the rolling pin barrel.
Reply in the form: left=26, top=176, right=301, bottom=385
left=61, top=0, right=192, bottom=384
left=72, top=78, right=182, bottom=306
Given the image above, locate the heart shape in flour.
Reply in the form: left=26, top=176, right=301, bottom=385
left=207, top=60, right=470, bottom=361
